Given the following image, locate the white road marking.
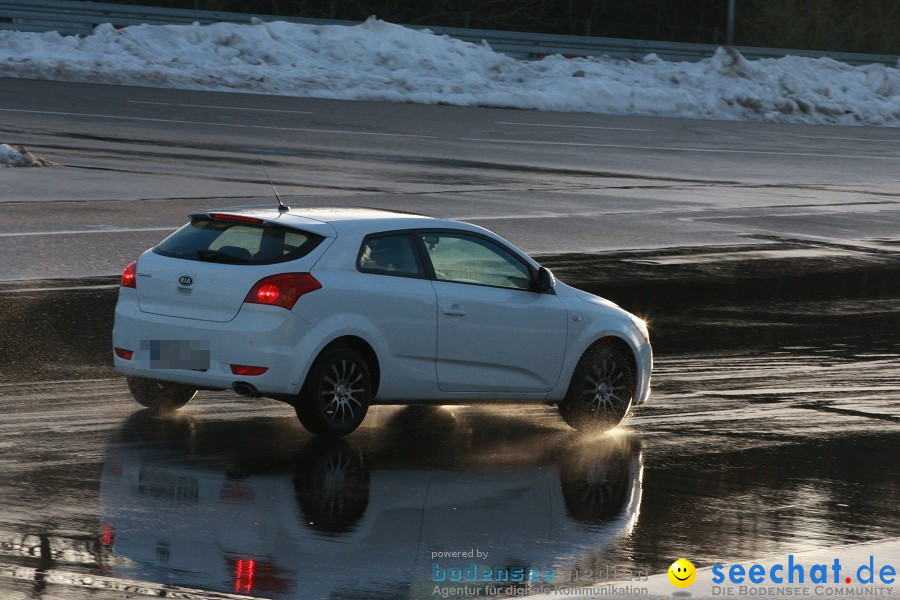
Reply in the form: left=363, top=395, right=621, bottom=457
left=0, top=108, right=436, bottom=138
left=0, top=226, right=176, bottom=237
left=497, top=121, right=654, bottom=132
left=129, top=100, right=314, bottom=114
left=794, top=134, right=899, bottom=144
left=460, top=137, right=900, bottom=160
left=457, top=209, right=643, bottom=221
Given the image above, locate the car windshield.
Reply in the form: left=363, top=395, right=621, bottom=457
left=153, top=217, right=323, bottom=265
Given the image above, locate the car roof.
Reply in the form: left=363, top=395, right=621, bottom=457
left=192, top=206, right=482, bottom=237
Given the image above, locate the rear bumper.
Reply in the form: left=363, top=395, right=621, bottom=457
left=112, top=292, right=313, bottom=396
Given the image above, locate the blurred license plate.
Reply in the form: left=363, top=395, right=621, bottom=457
left=141, top=339, right=210, bottom=370
left=138, top=467, right=199, bottom=502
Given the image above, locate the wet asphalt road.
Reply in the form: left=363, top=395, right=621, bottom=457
left=1, top=252, right=899, bottom=599
left=2, top=77, right=899, bottom=281
left=1, top=77, right=899, bottom=599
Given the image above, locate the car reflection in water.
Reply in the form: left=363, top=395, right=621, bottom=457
left=100, top=407, right=643, bottom=599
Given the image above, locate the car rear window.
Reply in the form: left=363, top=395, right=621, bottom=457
left=153, top=217, right=324, bottom=265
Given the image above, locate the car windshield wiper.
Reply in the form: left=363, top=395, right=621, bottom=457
left=196, top=249, right=250, bottom=264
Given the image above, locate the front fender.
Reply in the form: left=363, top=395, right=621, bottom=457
left=548, top=318, right=650, bottom=403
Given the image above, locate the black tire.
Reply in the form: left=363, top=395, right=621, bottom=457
left=294, top=439, right=370, bottom=533
left=558, top=342, right=635, bottom=433
left=558, top=439, right=632, bottom=524
left=126, top=376, right=197, bottom=413
left=296, top=347, right=372, bottom=437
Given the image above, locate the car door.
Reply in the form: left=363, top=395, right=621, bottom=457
left=419, top=231, right=568, bottom=393
left=351, top=232, right=439, bottom=397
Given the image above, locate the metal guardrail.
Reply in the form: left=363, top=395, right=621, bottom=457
left=0, top=0, right=343, bottom=36
left=432, top=25, right=899, bottom=66
left=1, top=0, right=897, bottom=66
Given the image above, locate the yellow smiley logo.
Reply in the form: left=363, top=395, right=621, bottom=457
left=668, top=558, right=696, bottom=588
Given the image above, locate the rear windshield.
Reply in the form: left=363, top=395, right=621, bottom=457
left=153, top=217, right=324, bottom=265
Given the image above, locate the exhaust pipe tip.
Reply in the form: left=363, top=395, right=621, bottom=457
left=233, top=382, right=259, bottom=397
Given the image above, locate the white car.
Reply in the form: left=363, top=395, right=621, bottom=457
left=112, top=207, right=652, bottom=436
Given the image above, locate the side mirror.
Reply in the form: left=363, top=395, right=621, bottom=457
left=534, top=267, right=555, bottom=293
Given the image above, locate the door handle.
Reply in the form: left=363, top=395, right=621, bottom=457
left=443, top=307, right=466, bottom=317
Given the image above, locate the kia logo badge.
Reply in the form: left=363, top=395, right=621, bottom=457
left=179, top=275, right=194, bottom=286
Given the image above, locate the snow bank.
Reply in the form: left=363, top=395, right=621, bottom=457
left=0, top=18, right=897, bottom=126
left=0, top=144, right=53, bottom=166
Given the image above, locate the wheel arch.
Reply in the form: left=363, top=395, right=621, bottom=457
left=307, top=335, right=381, bottom=399
left=552, top=332, right=640, bottom=401
left=583, top=336, right=638, bottom=389
left=556, top=334, right=640, bottom=432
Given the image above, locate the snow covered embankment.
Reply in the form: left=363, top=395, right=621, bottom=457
left=0, top=18, right=897, bottom=126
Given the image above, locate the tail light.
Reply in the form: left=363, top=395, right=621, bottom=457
left=230, top=365, right=268, bottom=376
left=234, top=559, right=256, bottom=594
left=100, top=523, right=115, bottom=546
left=114, top=347, right=133, bottom=360
left=244, top=273, right=321, bottom=310
left=121, top=260, right=137, bottom=288
left=227, top=556, right=290, bottom=595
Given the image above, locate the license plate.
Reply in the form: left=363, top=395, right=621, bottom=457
left=140, top=339, right=210, bottom=370
left=138, top=467, right=199, bottom=502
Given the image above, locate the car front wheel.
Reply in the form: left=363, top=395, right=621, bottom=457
left=126, top=376, right=197, bottom=413
left=558, top=342, right=635, bottom=433
left=296, top=347, right=372, bottom=437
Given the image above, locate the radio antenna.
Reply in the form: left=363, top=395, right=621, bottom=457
left=258, top=155, right=289, bottom=212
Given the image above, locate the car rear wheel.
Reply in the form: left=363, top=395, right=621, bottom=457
left=558, top=342, right=634, bottom=433
left=126, top=376, right=197, bottom=413
left=296, top=347, right=371, bottom=437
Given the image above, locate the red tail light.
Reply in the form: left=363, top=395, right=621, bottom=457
left=227, top=556, right=291, bottom=595
left=230, top=365, right=268, bottom=376
left=100, top=523, right=115, bottom=546
left=114, top=347, right=133, bottom=360
left=121, top=260, right=137, bottom=288
left=244, top=273, right=321, bottom=310
left=234, top=559, right=256, bottom=594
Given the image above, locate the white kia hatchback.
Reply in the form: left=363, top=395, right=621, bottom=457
left=113, top=207, right=651, bottom=436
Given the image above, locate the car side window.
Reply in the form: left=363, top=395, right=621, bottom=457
left=421, top=233, right=532, bottom=290
left=358, top=233, right=425, bottom=277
